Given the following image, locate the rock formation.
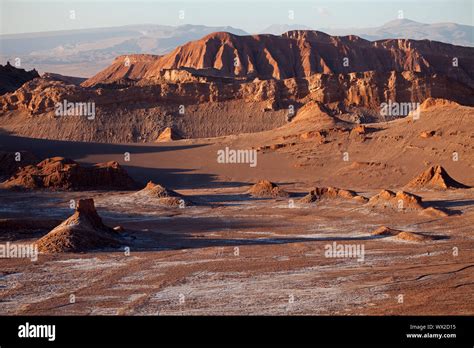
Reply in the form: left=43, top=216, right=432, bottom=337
left=134, top=181, right=188, bottom=207
left=155, top=127, right=181, bottom=142
left=2, top=157, right=137, bottom=190
left=406, top=165, right=470, bottom=190
left=418, top=97, right=461, bottom=111
left=37, top=198, right=121, bottom=253
left=371, top=226, right=436, bottom=242
left=0, top=62, right=40, bottom=95
left=368, top=189, right=449, bottom=216
left=300, top=186, right=368, bottom=203
left=247, top=180, right=289, bottom=198
left=0, top=151, right=37, bottom=178
left=368, top=190, right=424, bottom=210
left=419, top=130, right=436, bottom=138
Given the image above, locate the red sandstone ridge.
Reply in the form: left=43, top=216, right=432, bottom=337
left=37, top=198, right=121, bottom=253
left=81, top=54, right=160, bottom=87
left=0, top=62, right=39, bottom=95
left=1, top=157, right=137, bottom=190
left=83, top=30, right=474, bottom=86
left=406, top=165, right=470, bottom=190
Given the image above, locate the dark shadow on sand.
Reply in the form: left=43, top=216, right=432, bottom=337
left=0, top=133, right=248, bottom=189
left=423, top=198, right=474, bottom=209
left=0, top=133, right=208, bottom=158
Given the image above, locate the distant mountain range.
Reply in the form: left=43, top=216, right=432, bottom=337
left=261, top=19, right=473, bottom=47
left=322, top=19, right=473, bottom=47
left=259, top=24, right=313, bottom=35
left=0, top=19, right=471, bottom=78
left=0, top=24, right=248, bottom=77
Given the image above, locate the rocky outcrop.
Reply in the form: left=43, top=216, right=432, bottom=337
left=0, top=151, right=37, bottom=178
left=418, top=97, right=461, bottom=111
left=0, top=62, right=40, bottom=95
left=368, top=189, right=424, bottom=210
left=371, top=226, right=437, bottom=242
left=2, top=68, right=472, bottom=143
left=37, top=198, right=121, bottom=253
left=4, top=69, right=473, bottom=117
left=368, top=189, right=449, bottom=216
left=133, top=181, right=189, bottom=207
left=2, top=157, right=137, bottom=190
left=300, top=186, right=368, bottom=203
left=406, top=165, right=470, bottom=190
left=419, top=130, right=436, bottom=138
left=155, top=127, right=181, bottom=142
left=247, top=180, right=289, bottom=198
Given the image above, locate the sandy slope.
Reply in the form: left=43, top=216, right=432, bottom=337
left=1, top=102, right=472, bottom=189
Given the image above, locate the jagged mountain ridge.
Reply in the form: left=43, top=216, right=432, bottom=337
left=0, top=62, right=39, bottom=95
left=83, top=30, right=474, bottom=86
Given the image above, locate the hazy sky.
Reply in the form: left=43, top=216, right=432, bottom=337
left=0, top=0, right=472, bottom=35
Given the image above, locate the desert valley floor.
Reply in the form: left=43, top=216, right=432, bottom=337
left=1, top=186, right=473, bottom=315
left=1, top=101, right=473, bottom=315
